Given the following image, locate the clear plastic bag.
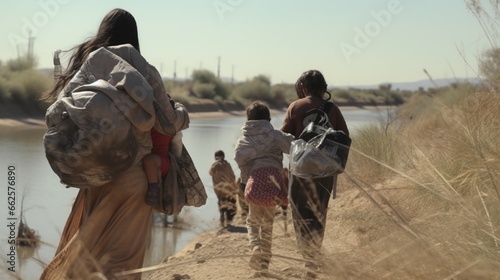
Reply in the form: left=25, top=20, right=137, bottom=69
left=290, top=128, right=350, bottom=179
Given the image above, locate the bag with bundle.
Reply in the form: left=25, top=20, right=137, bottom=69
left=289, top=101, right=352, bottom=179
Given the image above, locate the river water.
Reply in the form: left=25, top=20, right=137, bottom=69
left=0, top=108, right=388, bottom=279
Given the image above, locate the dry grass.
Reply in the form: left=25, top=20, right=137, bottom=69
left=334, top=87, right=500, bottom=279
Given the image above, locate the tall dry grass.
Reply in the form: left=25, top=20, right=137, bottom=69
left=334, top=85, right=500, bottom=279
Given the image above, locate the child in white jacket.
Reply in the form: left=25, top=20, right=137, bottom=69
left=234, top=101, right=294, bottom=271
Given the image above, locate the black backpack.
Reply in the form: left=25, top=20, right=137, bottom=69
left=292, top=101, right=351, bottom=178
left=298, top=101, right=333, bottom=141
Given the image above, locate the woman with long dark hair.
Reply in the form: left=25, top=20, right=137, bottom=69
left=281, top=70, right=349, bottom=279
left=40, top=9, right=186, bottom=279
left=44, top=8, right=140, bottom=101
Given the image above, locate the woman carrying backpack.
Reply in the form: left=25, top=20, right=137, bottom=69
left=40, top=9, right=187, bottom=280
left=280, top=70, right=349, bottom=279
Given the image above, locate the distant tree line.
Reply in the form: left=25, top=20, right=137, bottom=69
left=5, top=49, right=496, bottom=118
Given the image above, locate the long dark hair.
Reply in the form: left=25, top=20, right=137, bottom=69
left=43, top=8, right=140, bottom=101
left=295, top=70, right=331, bottom=100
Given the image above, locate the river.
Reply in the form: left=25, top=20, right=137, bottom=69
left=0, top=108, right=390, bottom=279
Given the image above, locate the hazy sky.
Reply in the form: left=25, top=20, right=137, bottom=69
left=0, top=0, right=493, bottom=86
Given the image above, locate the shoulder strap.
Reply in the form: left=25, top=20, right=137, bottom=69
left=312, top=101, right=332, bottom=124
left=320, top=101, right=333, bottom=113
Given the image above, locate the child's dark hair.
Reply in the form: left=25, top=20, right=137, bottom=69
left=246, top=101, right=271, bottom=121
left=297, top=70, right=331, bottom=100
left=214, top=150, right=225, bottom=159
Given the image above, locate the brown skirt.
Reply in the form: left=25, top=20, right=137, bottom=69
left=40, top=165, right=153, bottom=280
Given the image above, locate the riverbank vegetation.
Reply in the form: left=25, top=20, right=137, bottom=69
left=338, top=80, right=499, bottom=278
left=0, top=56, right=51, bottom=118
left=0, top=54, right=438, bottom=119
left=334, top=2, right=500, bottom=275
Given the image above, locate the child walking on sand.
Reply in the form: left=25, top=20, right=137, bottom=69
left=234, top=101, right=294, bottom=270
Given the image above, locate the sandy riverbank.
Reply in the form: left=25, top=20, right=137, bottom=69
left=142, top=182, right=362, bottom=280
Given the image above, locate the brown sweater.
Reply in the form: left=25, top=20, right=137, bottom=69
left=280, top=96, right=349, bottom=138
left=209, top=159, right=237, bottom=199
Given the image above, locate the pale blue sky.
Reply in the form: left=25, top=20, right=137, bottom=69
left=0, top=0, right=492, bottom=86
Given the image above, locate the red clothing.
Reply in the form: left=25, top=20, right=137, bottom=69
left=245, top=167, right=288, bottom=207
left=151, top=128, right=173, bottom=176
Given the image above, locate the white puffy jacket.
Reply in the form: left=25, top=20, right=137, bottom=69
left=234, top=120, right=294, bottom=183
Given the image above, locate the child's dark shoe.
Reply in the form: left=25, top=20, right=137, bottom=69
left=145, top=183, right=161, bottom=208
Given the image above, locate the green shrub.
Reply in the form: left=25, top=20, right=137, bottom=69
left=233, top=80, right=273, bottom=102
left=213, top=95, right=225, bottom=110
left=193, top=82, right=216, bottom=99
left=386, top=92, right=405, bottom=105
left=0, top=55, right=50, bottom=109
left=6, top=56, right=37, bottom=72
left=191, top=70, right=230, bottom=99
left=252, top=74, right=271, bottom=87
left=229, top=94, right=246, bottom=108
left=333, top=89, right=355, bottom=102
left=0, top=76, right=7, bottom=101
left=19, top=70, right=50, bottom=100
left=7, top=69, right=50, bottom=105
left=8, top=82, right=25, bottom=104
left=214, top=82, right=231, bottom=100
left=192, top=70, right=217, bottom=84
left=271, top=84, right=296, bottom=105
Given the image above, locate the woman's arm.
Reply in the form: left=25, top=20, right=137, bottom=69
left=280, top=103, right=295, bottom=135
left=275, top=130, right=295, bottom=154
